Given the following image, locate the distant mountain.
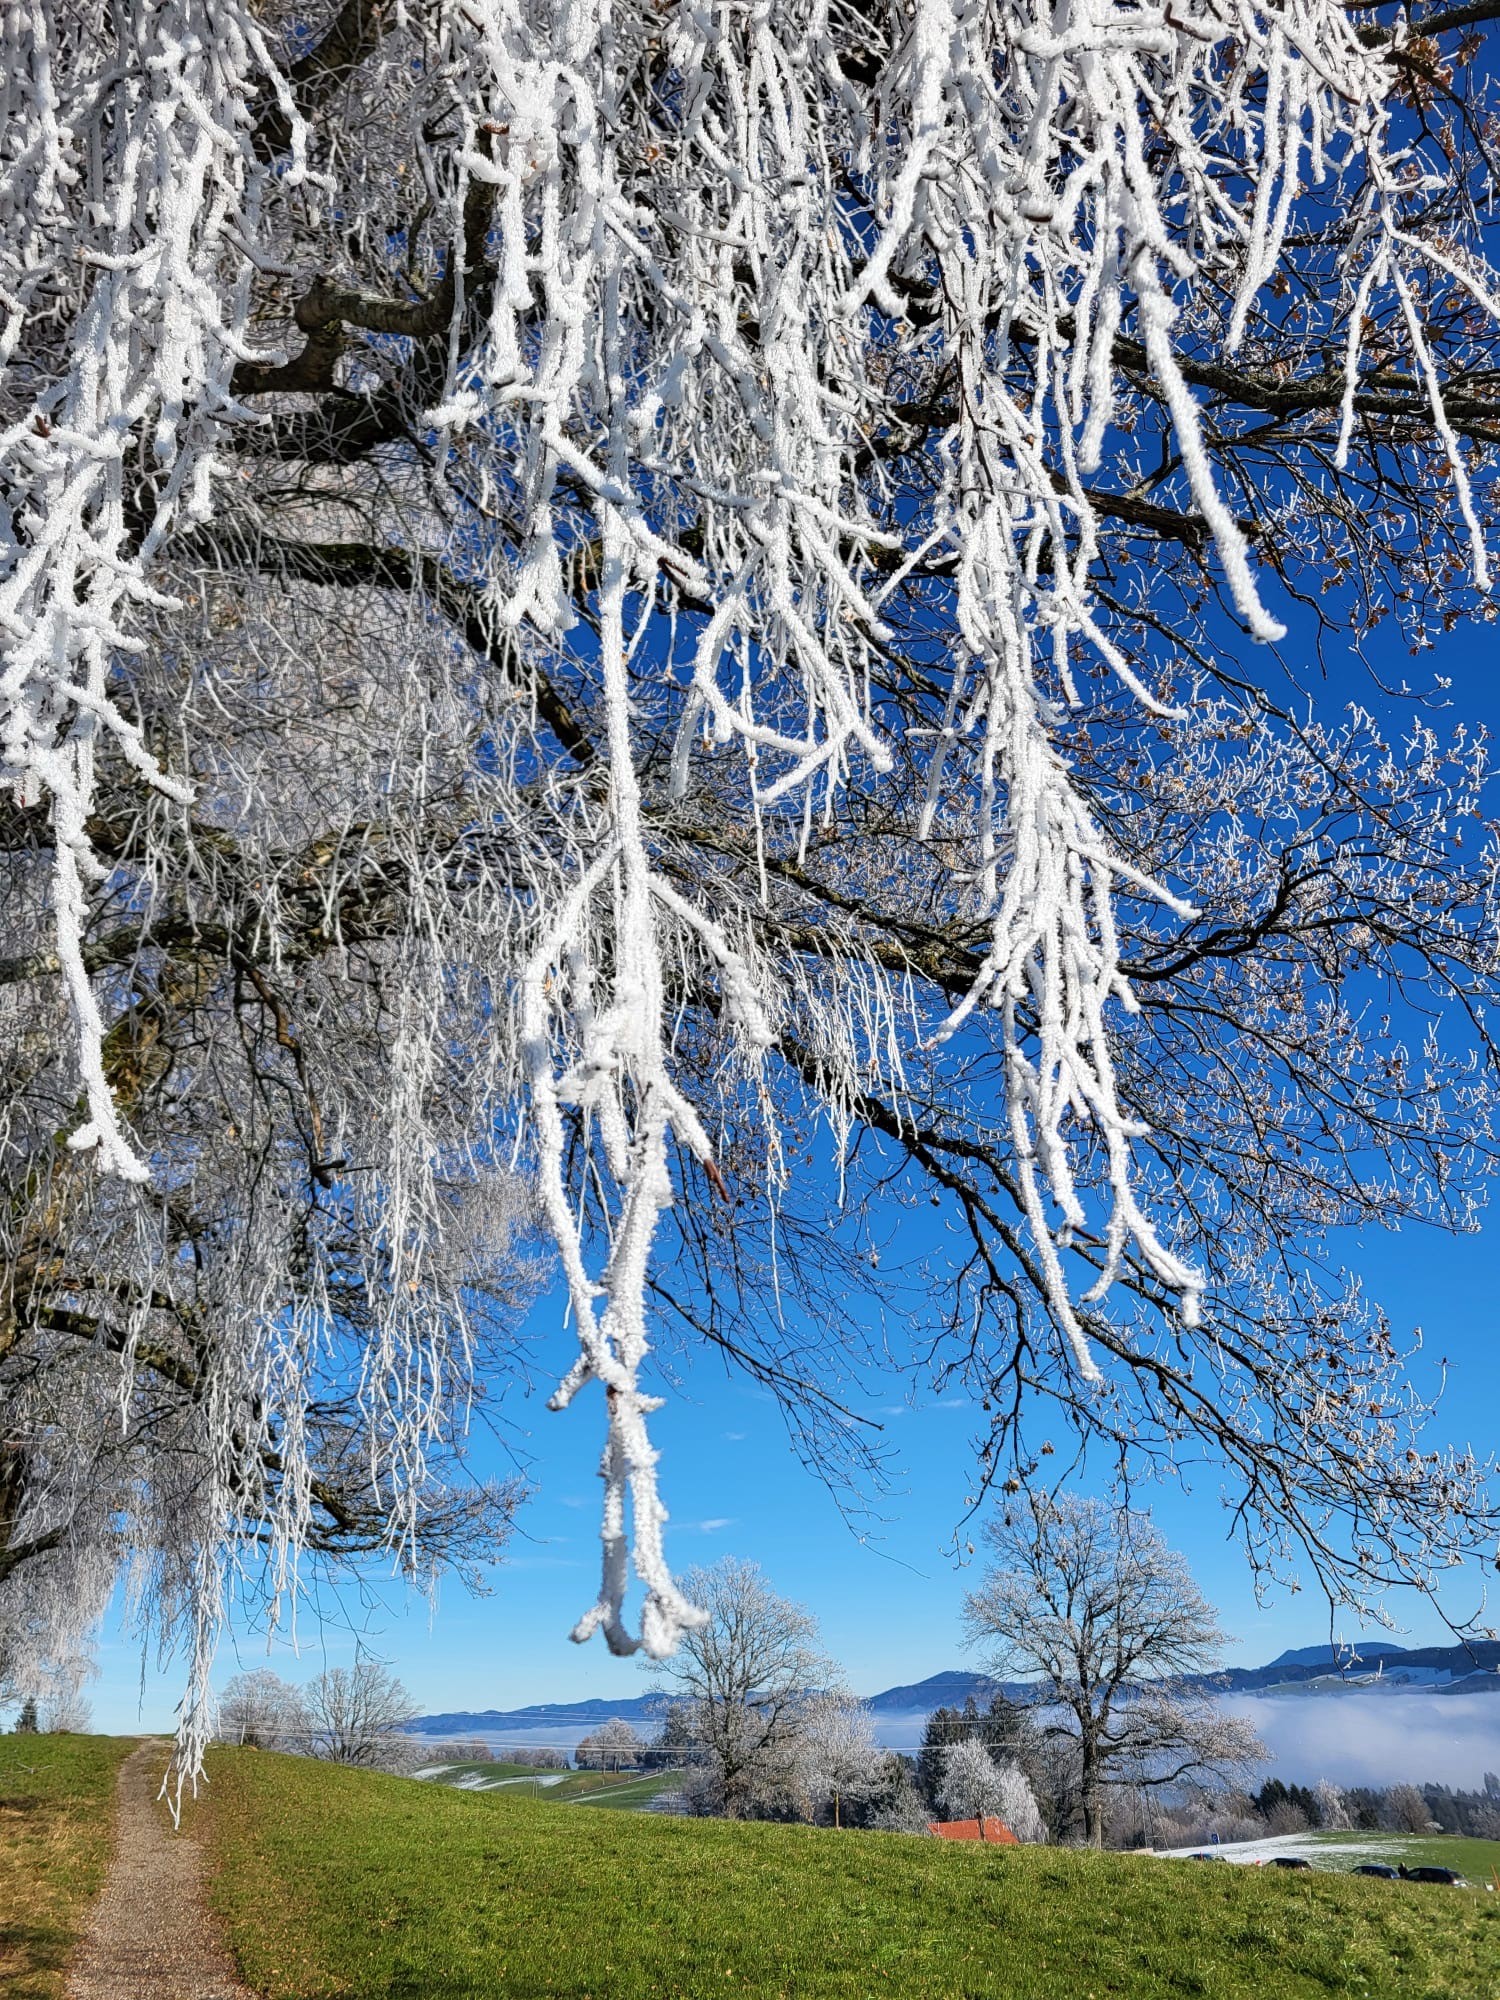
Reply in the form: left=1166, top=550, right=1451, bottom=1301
left=1264, top=1642, right=1411, bottom=1670
left=409, top=1695, right=664, bottom=1736
left=864, top=1671, right=1002, bottom=1714
left=1210, top=1639, right=1500, bottom=1695
left=407, top=1641, right=1500, bottom=1737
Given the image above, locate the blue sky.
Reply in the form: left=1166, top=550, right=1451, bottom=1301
left=92, top=1200, right=1500, bottom=1733
left=88, top=615, right=1500, bottom=1736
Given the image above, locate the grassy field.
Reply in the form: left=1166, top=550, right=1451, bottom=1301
left=1311, top=1830, right=1500, bottom=1883
left=414, top=1760, right=683, bottom=1808
left=202, top=1749, right=1500, bottom=2000
left=563, top=1770, right=686, bottom=1810
left=0, top=1733, right=130, bottom=2000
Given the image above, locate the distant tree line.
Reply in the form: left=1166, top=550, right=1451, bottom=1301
left=214, top=1662, right=420, bottom=1772
left=581, top=1522, right=1259, bottom=1845
left=1104, top=1773, right=1500, bottom=1850
left=1342, top=1783, right=1500, bottom=1842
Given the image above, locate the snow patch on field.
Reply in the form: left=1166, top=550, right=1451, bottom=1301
left=1159, top=1832, right=1398, bottom=1868
left=414, top=1767, right=570, bottom=1791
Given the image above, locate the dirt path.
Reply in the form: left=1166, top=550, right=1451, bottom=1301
left=65, top=1739, right=256, bottom=2000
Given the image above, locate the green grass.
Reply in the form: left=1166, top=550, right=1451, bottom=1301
left=559, top=1769, right=685, bottom=1808
left=410, top=1760, right=554, bottom=1787
left=202, top=1749, right=1500, bottom=2000
left=0, top=1733, right=131, bottom=1999
left=413, top=1761, right=684, bottom=1807
left=1311, top=1830, right=1500, bottom=1883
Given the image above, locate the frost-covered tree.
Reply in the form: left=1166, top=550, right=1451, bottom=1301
left=939, top=1738, right=1046, bottom=1842
left=1313, top=1779, right=1353, bottom=1833
left=575, top=1716, right=644, bottom=1770
left=5, top=0, right=1500, bottom=1781
left=38, top=1685, right=92, bottom=1735
left=0, top=576, right=542, bottom=1765
left=965, top=1496, right=1264, bottom=1844
left=303, top=1660, right=418, bottom=1768
left=645, top=1558, right=836, bottom=1818
left=916, top=1694, right=1038, bottom=1804
left=1383, top=1781, right=1436, bottom=1833
left=795, top=1692, right=890, bottom=1827
left=216, top=1668, right=311, bottom=1752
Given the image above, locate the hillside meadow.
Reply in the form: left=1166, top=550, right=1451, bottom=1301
left=0, top=1733, right=130, bottom=1999
left=411, top=1760, right=686, bottom=1809
left=197, top=1749, right=1500, bottom=2000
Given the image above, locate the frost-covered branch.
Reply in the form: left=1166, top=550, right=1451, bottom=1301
left=5, top=0, right=1500, bottom=1754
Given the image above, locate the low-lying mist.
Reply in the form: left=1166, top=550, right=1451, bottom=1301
left=870, top=1691, right=1500, bottom=1789
left=1221, top=1691, right=1500, bottom=1789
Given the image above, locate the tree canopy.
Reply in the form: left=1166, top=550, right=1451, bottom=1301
left=4, top=0, right=1500, bottom=1767
left=965, top=1495, right=1264, bottom=1844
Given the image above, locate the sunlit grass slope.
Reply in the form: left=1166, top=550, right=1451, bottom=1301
left=203, top=1749, right=1499, bottom=2000
left=413, top=1759, right=683, bottom=1806
left=0, top=1733, right=130, bottom=1999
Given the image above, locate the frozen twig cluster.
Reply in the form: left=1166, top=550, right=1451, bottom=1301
left=0, top=2, right=297, bottom=1174
left=4, top=0, right=1500, bottom=1718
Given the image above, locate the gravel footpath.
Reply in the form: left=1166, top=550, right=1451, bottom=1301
left=66, top=1739, right=256, bottom=2000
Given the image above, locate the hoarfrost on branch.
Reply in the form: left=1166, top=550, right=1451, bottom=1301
left=5, top=0, right=1500, bottom=1764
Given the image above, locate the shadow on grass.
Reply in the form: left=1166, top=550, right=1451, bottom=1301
left=0, top=1918, right=72, bottom=1997
left=0, top=1795, right=68, bottom=1827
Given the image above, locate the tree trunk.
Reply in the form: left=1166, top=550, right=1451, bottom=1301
left=1080, top=1727, right=1104, bottom=1848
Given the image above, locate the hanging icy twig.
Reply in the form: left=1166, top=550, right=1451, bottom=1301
left=5, top=0, right=1498, bottom=1683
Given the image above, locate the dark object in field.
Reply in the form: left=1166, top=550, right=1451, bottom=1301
left=1402, top=1865, right=1469, bottom=1886
left=1269, top=1855, right=1313, bottom=1870
left=1353, top=1863, right=1400, bottom=1879
left=1187, top=1852, right=1225, bottom=1862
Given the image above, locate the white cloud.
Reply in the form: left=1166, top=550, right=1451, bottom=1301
left=696, top=1518, right=735, bottom=1534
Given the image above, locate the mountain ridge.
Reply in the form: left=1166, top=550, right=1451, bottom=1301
left=406, top=1643, right=1500, bottom=1736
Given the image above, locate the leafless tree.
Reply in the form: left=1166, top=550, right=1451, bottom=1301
left=38, top=1685, right=92, bottom=1735
left=574, top=1717, right=643, bottom=1771
left=1314, top=1780, right=1353, bottom=1833
left=965, top=1496, right=1265, bottom=1846
left=795, top=1693, right=890, bottom=1829
left=6, top=0, right=1500, bottom=1784
left=645, top=1558, right=837, bottom=1819
left=0, top=579, right=543, bottom=1763
left=216, top=1669, right=310, bottom=1752
left=1384, top=1782, right=1436, bottom=1834
left=303, top=1661, right=418, bottom=1769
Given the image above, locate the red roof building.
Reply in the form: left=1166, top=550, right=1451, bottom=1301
left=926, top=1817, right=1019, bottom=1845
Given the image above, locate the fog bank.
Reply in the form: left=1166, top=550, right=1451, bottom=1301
left=1222, top=1691, right=1500, bottom=1789
left=422, top=1691, right=1500, bottom=1790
